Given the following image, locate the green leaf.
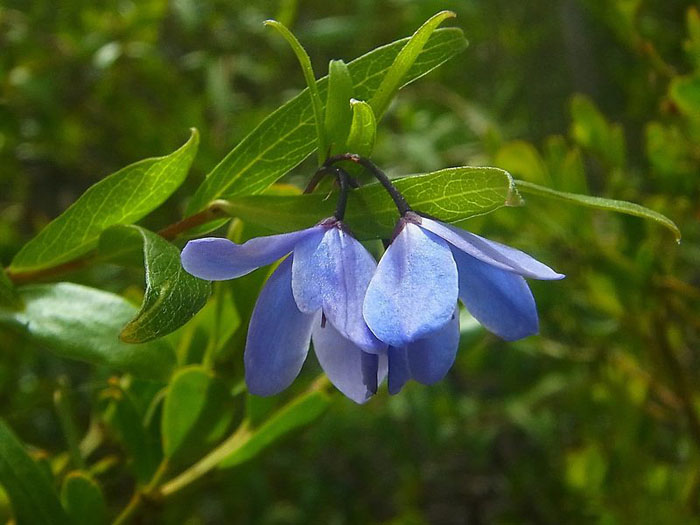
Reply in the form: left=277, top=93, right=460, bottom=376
left=218, top=390, right=330, bottom=469
left=60, top=472, right=106, bottom=525
left=264, top=19, right=327, bottom=163
left=161, top=366, right=234, bottom=460
left=369, top=10, right=457, bottom=118
left=514, top=180, right=681, bottom=242
left=0, top=268, right=21, bottom=309
left=496, top=140, right=551, bottom=186
left=220, top=167, right=517, bottom=240
left=100, top=226, right=211, bottom=343
left=569, top=95, right=625, bottom=167
left=0, top=283, right=175, bottom=380
left=324, top=59, right=354, bottom=154
left=345, top=100, right=377, bottom=158
left=9, top=129, right=199, bottom=274
left=0, top=419, right=70, bottom=525
left=186, top=27, right=467, bottom=216
left=669, top=75, right=700, bottom=120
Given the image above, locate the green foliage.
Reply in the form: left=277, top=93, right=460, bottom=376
left=60, top=472, right=107, bottom=525
left=345, top=100, right=377, bottom=158
left=324, top=60, right=354, bottom=154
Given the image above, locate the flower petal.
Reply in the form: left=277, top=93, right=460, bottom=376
left=244, top=256, right=314, bottom=396
left=312, top=321, right=382, bottom=404
left=387, top=346, right=410, bottom=395
left=407, top=307, right=460, bottom=385
left=452, top=248, right=539, bottom=341
left=363, top=222, right=458, bottom=347
left=181, top=226, right=324, bottom=281
left=420, top=218, right=564, bottom=280
left=292, top=225, right=384, bottom=352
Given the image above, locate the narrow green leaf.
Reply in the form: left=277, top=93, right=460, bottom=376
left=345, top=100, right=377, bottom=158
left=0, top=268, right=21, bottom=309
left=220, top=167, right=516, bottom=240
left=0, top=283, right=175, bottom=380
left=0, top=419, right=70, bottom=525
left=161, top=366, right=234, bottom=460
left=186, top=28, right=467, bottom=216
left=99, top=226, right=211, bottom=343
left=10, top=129, right=199, bottom=274
left=324, top=59, right=354, bottom=154
left=218, top=390, right=330, bottom=469
left=60, top=472, right=106, bottom=525
left=515, top=180, right=681, bottom=242
left=264, top=19, right=327, bottom=163
left=369, top=10, right=457, bottom=118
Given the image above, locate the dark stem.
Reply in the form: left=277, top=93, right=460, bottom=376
left=331, top=167, right=351, bottom=221
left=325, top=153, right=412, bottom=216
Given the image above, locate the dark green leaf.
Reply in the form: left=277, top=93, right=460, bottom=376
left=220, top=167, right=516, bottom=239
left=0, top=419, right=70, bottom=525
left=515, top=180, right=681, bottom=242
left=369, top=11, right=457, bottom=118
left=100, top=226, right=211, bottom=343
left=186, top=28, right=467, bottom=216
left=0, top=268, right=21, bottom=309
left=9, top=129, right=199, bottom=274
left=0, top=283, right=175, bottom=380
left=218, top=390, right=330, bottom=469
left=324, top=59, right=354, bottom=154
left=345, top=100, right=376, bottom=158
left=60, top=472, right=106, bottom=525
left=161, top=366, right=234, bottom=460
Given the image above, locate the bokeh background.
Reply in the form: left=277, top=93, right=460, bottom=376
left=1, top=0, right=699, bottom=523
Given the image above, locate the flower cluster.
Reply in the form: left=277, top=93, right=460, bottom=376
left=181, top=157, right=563, bottom=403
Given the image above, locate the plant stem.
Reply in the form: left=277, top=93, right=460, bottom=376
left=111, top=460, right=169, bottom=525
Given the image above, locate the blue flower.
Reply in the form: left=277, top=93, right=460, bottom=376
left=181, top=218, right=387, bottom=404
left=363, top=212, right=564, bottom=393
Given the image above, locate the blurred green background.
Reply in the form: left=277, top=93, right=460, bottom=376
left=1, top=0, right=699, bottom=523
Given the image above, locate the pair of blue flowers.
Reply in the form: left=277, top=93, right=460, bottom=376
left=181, top=202, right=563, bottom=403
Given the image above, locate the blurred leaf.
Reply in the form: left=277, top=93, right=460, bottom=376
left=100, top=226, right=211, bottom=343
left=161, top=366, right=234, bottom=460
left=60, top=472, right=106, bottom=525
left=0, top=419, right=70, bottom=525
left=515, top=180, right=681, bottom=241
left=544, top=136, right=588, bottom=193
left=645, top=122, right=694, bottom=177
left=0, top=268, right=21, bottom=309
left=669, top=75, right=700, bottom=120
left=186, top=28, right=468, bottom=216
left=218, top=390, right=330, bottom=469
left=0, top=283, right=175, bottom=380
left=221, top=167, right=516, bottom=239
left=570, top=94, right=625, bottom=167
left=685, top=7, right=700, bottom=68
left=9, top=129, right=199, bottom=274
left=324, top=59, right=354, bottom=154
left=369, top=11, right=457, bottom=118
left=345, top=100, right=377, bottom=158
left=495, top=140, right=551, bottom=185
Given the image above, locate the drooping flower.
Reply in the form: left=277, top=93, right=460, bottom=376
left=181, top=218, right=387, bottom=403
left=363, top=212, right=564, bottom=393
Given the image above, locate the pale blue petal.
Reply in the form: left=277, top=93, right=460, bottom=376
left=244, top=257, right=314, bottom=396
left=181, top=226, right=324, bottom=281
left=363, top=222, right=458, bottom=347
left=452, top=248, right=539, bottom=341
left=407, top=307, right=460, bottom=385
left=312, top=321, right=381, bottom=404
left=387, top=346, right=410, bottom=395
left=292, top=225, right=384, bottom=352
left=420, top=218, right=564, bottom=280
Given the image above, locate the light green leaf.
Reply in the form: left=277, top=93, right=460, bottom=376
left=345, top=100, right=377, bottom=158
left=370, top=10, right=457, bottom=118
left=0, top=283, right=175, bottom=380
left=0, top=419, right=70, bottom=525
left=10, top=129, right=199, bottom=274
left=220, top=167, right=517, bottom=240
left=161, top=366, right=234, bottom=460
left=0, top=268, right=21, bottom=309
left=570, top=95, right=625, bottom=167
left=99, top=226, right=211, bottom=343
left=496, top=140, right=550, bottom=186
left=324, top=59, right=354, bottom=154
left=218, top=390, right=330, bottom=469
left=669, top=75, right=700, bottom=120
left=186, top=28, right=467, bottom=216
left=515, top=180, right=681, bottom=242
left=60, top=472, right=106, bottom=525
